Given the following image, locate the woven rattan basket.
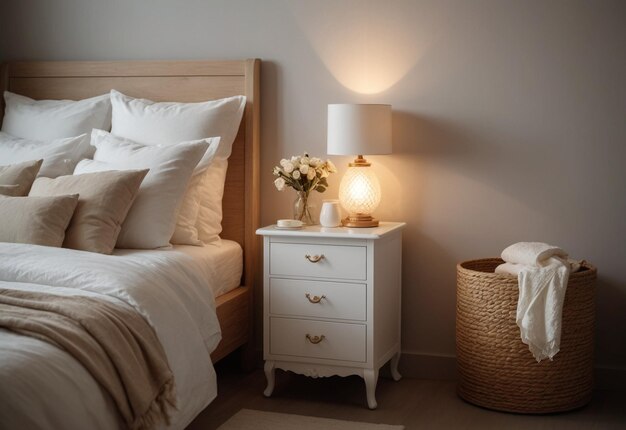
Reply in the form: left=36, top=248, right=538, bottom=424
left=456, top=258, right=597, bottom=414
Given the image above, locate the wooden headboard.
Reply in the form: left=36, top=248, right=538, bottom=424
left=0, top=59, right=260, bottom=290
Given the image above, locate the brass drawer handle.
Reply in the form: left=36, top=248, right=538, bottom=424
left=305, top=334, right=325, bottom=344
left=305, top=293, right=326, bottom=304
left=305, top=254, right=325, bottom=263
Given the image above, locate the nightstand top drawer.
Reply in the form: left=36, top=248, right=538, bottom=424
left=270, top=278, right=366, bottom=321
left=270, top=242, right=366, bottom=281
left=269, top=317, right=366, bottom=363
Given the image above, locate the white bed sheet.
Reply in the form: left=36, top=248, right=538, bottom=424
left=0, top=242, right=226, bottom=430
left=153, top=239, right=243, bottom=298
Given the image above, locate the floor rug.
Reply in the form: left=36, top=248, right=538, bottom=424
left=217, top=409, right=404, bottom=430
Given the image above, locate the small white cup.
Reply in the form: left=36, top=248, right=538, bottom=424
left=319, top=200, right=342, bottom=228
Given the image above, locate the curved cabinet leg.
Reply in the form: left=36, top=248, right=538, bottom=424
left=363, top=368, right=379, bottom=409
left=390, top=351, right=402, bottom=381
left=263, top=360, right=276, bottom=397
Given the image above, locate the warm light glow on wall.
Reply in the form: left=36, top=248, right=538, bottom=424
left=319, top=30, right=416, bottom=95
left=287, top=1, right=427, bottom=94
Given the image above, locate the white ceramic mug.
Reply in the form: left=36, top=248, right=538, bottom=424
left=319, top=200, right=342, bottom=227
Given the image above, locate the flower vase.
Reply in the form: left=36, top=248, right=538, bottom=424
left=293, top=191, right=316, bottom=225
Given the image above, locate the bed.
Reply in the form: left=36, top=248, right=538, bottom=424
left=0, top=59, right=260, bottom=429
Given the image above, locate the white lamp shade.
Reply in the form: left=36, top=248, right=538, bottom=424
left=327, top=104, right=392, bottom=155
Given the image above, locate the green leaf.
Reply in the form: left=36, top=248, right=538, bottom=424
left=316, top=186, right=327, bottom=193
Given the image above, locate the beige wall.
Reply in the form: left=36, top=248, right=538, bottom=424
left=2, top=0, right=625, bottom=372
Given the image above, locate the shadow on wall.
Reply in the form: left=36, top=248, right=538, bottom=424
left=401, top=229, right=459, bottom=353
left=260, top=60, right=281, bottom=158
left=594, top=275, right=626, bottom=372
left=259, top=59, right=294, bottom=228
left=257, top=60, right=280, bottom=349
left=383, top=109, right=541, bottom=243
left=392, top=111, right=473, bottom=158
left=381, top=111, right=475, bottom=352
left=391, top=108, right=584, bottom=221
left=379, top=110, right=626, bottom=364
left=393, top=110, right=541, bottom=214
left=387, top=109, right=605, bottom=254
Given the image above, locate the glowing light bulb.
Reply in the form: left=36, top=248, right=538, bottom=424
left=339, top=166, right=381, bottom=216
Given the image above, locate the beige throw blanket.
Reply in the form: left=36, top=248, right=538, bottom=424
left=0, top=288, right=176, bottom=430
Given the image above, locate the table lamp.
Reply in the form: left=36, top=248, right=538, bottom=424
left=327, top=104, right=392, bottom=227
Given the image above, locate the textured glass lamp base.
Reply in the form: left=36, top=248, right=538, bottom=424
left=342, top=214, right=379, bottom=228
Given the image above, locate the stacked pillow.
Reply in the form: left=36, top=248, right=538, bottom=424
left=0, top=159, right=43, bottom=196
left=1, top=90, right=110, bottom=178
left=110, top=90, right=246, bottom=244
left=75, top=130, right=212, bottom=249
left=0, top=91, right=114, bottom=250
left=2, top=92, right=111, bottom=139
left=0, top=194, right=79, bottom=247
left=30, top=169, right=148, bottom=254
left=0, top=132, right=92, bottom=178
left=0, top=89, right=246, bottom=253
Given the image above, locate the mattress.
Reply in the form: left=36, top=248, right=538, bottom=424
left=158, top=239, right=243, bottom=298
left=0, top=242, right=226, bottom=430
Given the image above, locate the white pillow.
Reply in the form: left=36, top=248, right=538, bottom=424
left=110, top=89, right=244, bottom=159
left=0, top=131, right=91, bottom=178
left=89, top=129, right=220, bottom=245
left=2, top=91, right=112, bottom=140
left=194, top=158, right=229, bottom=243
left=74, top=131, right=209, bottom=249
left=110, top=89, right=246, bottom=243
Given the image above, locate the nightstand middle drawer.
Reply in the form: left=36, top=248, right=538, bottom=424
left=270, top=242, right=366, bottom=280
left=270, top=278, right=366, bottom=321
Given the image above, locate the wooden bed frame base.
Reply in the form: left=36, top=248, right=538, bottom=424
left=0, top=59, right=261, bottom=368
left=211, top=286, right=250, bottom=363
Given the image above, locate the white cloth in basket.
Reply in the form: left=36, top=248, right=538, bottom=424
left=501, top=242, right=568, bottom=266
left=497, top=242, right=571, bottom=362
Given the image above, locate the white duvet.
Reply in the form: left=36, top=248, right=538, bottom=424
left=0, top=243, right=222, bottom=430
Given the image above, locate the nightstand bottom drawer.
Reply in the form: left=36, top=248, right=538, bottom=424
left=269, top=317, right=366, bottom=362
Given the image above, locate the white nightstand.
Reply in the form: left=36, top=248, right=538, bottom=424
left=256, top=222, right=405, bottom=409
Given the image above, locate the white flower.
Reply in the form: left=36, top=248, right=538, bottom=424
left=274, top=153, right=335, bottom=194
left=283, top=161, right=294, bottom=173
left=274, top=177, right=285, bottom=191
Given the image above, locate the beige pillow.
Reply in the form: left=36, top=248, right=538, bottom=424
left=30, top=169, right=148, bottom=254
left=0, top=185, right=21, bottom=196
left=0, top=159, right=43, bottom=196
left=0, top=194, right=79, bottom=247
